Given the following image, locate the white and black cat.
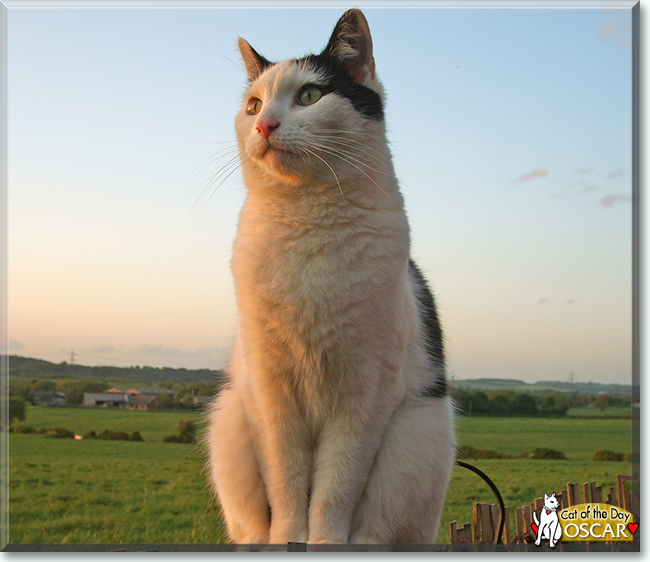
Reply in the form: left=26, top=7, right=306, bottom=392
left=206, top=9, right=455, bottom=545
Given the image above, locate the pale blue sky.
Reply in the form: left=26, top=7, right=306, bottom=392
left=7, top=4, right=634, bottom=384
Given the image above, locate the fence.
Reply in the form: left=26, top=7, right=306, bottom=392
left=450, top=474, right=638, bottom=546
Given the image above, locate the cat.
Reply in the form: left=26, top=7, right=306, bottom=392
left=205, top=8, right=455, bottom=545
left=532, top=493, right=562, bottom=548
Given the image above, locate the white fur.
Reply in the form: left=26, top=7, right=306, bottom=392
left=533, top=493, right=562, bottom=548
left=206, top=11, right=455, bottom=545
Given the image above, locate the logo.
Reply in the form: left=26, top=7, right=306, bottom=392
left=532, top=493, right=562, bottom=548
left=531, top=495, right=637, bottom=546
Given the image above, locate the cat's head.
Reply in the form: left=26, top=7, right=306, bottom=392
left=544, top=493, right=559, bottom=510
left=235, top=9, right=387, bottom=189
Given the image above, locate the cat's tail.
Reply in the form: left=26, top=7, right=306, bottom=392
left=532, top=511, right=540, bottom=526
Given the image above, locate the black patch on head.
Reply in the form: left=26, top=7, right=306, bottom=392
left=297, top=54, right=383, bottom=120
left=409, top=259, right=447, bottom=398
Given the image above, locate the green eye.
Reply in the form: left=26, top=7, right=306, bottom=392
left=246, top=97, right=262, bottom=115
left=298, top=85, right=322, bottom=106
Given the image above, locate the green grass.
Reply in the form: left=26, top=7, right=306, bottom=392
left=9, top=434, right=228, bottom=544
left=12, top=405, right=206, bottom=442
left=455, top=415, right=632, bottom=460
left=9, top=407, right=633, bottom=545
left=567, top=406, right=631, bottom=418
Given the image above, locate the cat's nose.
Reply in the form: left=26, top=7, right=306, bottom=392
left=256, top=117, right=280, bottom=139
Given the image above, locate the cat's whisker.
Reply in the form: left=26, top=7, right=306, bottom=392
left=196, top=154, right=241, bottom=197
left=300, top=147, right=347, bottom=203
left=186, top=144, right=240, bottom=187
left=311, top=128, right=383, bottom=141
left=191, top=153, right=244, bottom=216
left=307, top=143, right=389, bottom=195
left=308, top=137, right=391, bottom=174
left=309, top=137, right=387, bottom=164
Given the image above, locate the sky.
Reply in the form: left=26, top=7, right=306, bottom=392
left=6, top=2, right=635, bottom=384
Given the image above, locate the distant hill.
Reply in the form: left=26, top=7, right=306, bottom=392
left=4, top=355, right=224, bottom=386
left=452, top=377, right=632, bottom=396
left=4, top=356, right=631, bottom=396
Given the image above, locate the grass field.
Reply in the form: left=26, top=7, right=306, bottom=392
left=567, top=406, right=631, bottom=418
left=9, top=407, right=633, bottom=545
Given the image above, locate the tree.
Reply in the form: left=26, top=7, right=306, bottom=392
left=9, top=396, right=27, bottom=424
left=176, top=419, right=197, bottom=443
left=594, top=393, right=609, bottom=412
left=509, top=393, right=538, bottom=416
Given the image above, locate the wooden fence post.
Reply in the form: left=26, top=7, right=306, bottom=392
left=449, top=520, right=473, bottom=544
left=566, top=482, right=579, bottom=506
left=515, top=507, right=524, bottom=543
left=503, top=506, right=511, bottom=544
left=479, top=503, right=494, bottom=543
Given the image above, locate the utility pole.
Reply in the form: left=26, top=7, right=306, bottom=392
left=70, top=348, right=76, bottom=365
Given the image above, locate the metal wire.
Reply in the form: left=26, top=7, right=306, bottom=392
left=454, top=460, right=506, bottom=544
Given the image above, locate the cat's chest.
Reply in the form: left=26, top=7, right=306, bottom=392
left=233, top=197, right=406, bottom=324
left=235, top=213, right=368, bottom=309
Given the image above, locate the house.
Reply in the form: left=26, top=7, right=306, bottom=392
left=28, top=391, right=66, bottom=407
left=133, top=388, right=175, bottom=397
left=103, top=388, right=174, bottom=397
left=83, top=393, right=130, bottom=408
left=83, top=390, right=169, bottom=410
left=126, top=394, right=159, bottom=411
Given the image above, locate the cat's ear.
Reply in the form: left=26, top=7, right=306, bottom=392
left=238, top=37, right=272, bottom=82
left=324, top=9, right=376, bottom=85
left=544, top=493, right=549, bottom=500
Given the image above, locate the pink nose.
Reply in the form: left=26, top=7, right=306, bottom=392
left=256, top=118, right=280, bottom=139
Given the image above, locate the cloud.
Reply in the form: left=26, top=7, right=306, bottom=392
left=577, top=185, right=600, bottom=196
left=600, top=14, right=632, bottom=50
left=8, top=339, right=24, bottom=351
left=576, top=167, right=594, bottom=174
left=564, top=299, right=577, bottom=305
left=537, top=298, right=551, bottom=305
left=600, top=194, right=631, bottom=207
left=512, top=168, right=548, bottom=183
left=607, top=166, right=628, bottom=179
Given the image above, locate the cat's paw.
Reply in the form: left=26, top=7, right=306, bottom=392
left=270, top=524, right=308, bottom=544
left=237, top=533, right=270, bottom=545
left=350, top=535, right=378, bottom=544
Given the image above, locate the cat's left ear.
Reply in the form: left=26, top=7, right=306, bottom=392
left=324, top=9, right=376, bottom=85
left=238, top=37, right=272, bottom=82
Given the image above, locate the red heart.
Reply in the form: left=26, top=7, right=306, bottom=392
left=531, top=522, right=539, bottom=535
left=628, top=523, right=638, bottom=535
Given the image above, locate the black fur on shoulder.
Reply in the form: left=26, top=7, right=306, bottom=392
left=409, top=259, right=447, bottom=398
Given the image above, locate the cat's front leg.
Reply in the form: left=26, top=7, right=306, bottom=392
left=206, top=386, right=270, bottom=544
left=307, top=406, right=389, bottom=543
left=255, top=393, right=312, bottom=544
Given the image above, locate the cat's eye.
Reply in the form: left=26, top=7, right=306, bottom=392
left=298, top=85, right=322, bottom=106
left=246, top=98, right=263, bottom=115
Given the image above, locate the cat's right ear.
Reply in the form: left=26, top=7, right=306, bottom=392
left=324, top=9, right=376, bottom=85
left=238, top=37, right=272, bottom=82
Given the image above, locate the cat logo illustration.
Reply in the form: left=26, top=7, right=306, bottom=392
left=532, top=493, right=562, bottom=548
